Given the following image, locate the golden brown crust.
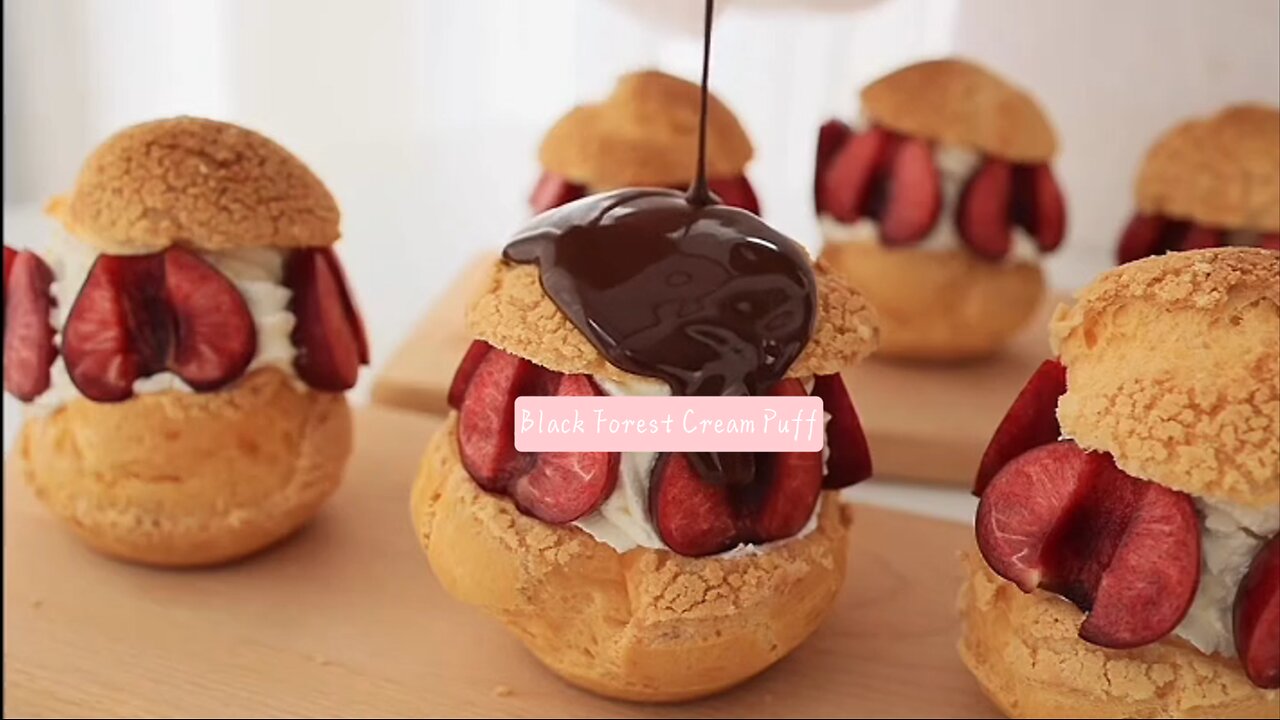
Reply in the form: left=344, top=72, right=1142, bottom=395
left=49, top=116, right=340, bottom=254
left=412, top=415, right=852, bottom=702
left=820, top=241, right=1045, bottom=362
left=1051, top=249, right=1280, bottom=508
left=19, top=368, right=352, bottom=567
left=958, top=550, right=1279, bottom=718
left=467, top=257, right=877, bottom=383
left=539, top=70, right=754, bottom=190
left=861, top=58, right=1058, bottom=163
left=1136, top=104, right=1280, bottom=233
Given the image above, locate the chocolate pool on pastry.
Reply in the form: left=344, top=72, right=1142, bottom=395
left=411, top=185, right=880, bottom=701
left=412, top=3, right=879, bottom=696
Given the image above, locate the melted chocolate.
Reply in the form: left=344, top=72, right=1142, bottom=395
left=686, top=0, right=715, bottom=208
left=503, top=0, right=817, bottom=486
left=503, top=190, right=816, bottom=484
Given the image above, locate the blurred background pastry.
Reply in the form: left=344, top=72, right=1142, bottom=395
left=815, top=58, right=1066, bottom=362
left=1116, top=104, right=1280, bottom=263
left=531, top=69, right=760, bottom=214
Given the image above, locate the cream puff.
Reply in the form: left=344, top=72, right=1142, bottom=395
left=530, top=69, right=760, bottom=214
left=3, top=116, right=368, bottom=567
left=961, top=248, right=1279, bottom=717
left=816, top=58, right=1066, bottom=362
left=412, top=188, right=879, bottom=702
left=1117, top=104, right=1280, bottom=263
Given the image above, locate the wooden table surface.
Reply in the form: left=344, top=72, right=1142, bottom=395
left=371, top=253, right=1067, bottom=489
left=4, top=405, right=997, bottom=718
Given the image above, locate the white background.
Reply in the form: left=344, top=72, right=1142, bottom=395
left=4, top=0, right=1278, bottom=519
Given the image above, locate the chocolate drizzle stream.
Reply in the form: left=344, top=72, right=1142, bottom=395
left=686, top=0, right=715, bottom=208
left=502, top=0, right=817, bottom=485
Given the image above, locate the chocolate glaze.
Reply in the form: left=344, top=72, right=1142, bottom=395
left=686, top=0, right=715, bottom=208
left=503, top=189, right=816, bottom=484
left=503, top=0, right=817, bottom=486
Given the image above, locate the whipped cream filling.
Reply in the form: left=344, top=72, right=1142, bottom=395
left=819, top=143, right=1040, bottom=265
left=1173, top=497, right=1280, bottom=657
left=571, top=375, right=828, bottom=556
left=27, top=233, right=300, bottom=414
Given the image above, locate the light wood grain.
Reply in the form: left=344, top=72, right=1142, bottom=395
left=370, top=253, right=1067, bottom=488
left=4, top=405, right=996, bottom=718
left=371, top=254, right=495, bottom=416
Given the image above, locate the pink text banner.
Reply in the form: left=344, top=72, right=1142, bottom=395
left=513, top=396, right=825, bottom=452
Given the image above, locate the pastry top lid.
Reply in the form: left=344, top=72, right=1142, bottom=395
left=1050, top=248, right=1280, bottom=508
left=48, top=116, right=340, bottom=254
left=538, top=70, right=754, bottom=190
left=1135, top=104, right=1280, bottom=233
left=860, top=57, right=1058, bottom=163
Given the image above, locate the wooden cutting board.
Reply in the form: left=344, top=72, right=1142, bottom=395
left=372, top=254, right=1066, bottom=488
left=4, top=406, right=997, bottom=718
